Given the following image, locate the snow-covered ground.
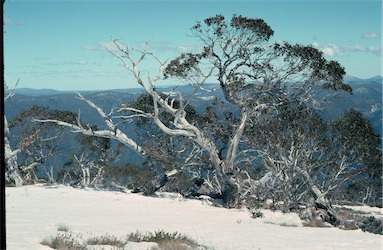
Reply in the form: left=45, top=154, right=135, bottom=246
left=6, top=184, right=383, bottom=249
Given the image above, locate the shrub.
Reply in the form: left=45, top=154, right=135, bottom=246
left=357, top=216, right=383, bottom=235
left=335, top=207, right=383, bottom=235
left=127, top=230, right=202, bottom=249
left=41, top=232, right=87, bottom=250
left=86, top=233, right=126, bottom=247
left=57, top=224, right=70, bottom=232
left=103, top=163, right=157, bottom=190
left=41, top=228, right=208, bottom=250
left=161, top=172, right=195, bottom=195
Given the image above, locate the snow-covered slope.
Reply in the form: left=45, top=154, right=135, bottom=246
left=6, top=185, right=383, bottom=250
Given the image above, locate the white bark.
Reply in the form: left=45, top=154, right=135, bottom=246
left=105, top=42, right=231, bottom=175
left=4, top=130, right=23, bottom=186
left=72, top=154, right=104, bottom=187
left=4, top=82, right=23, bottom=186
left=224, top=108, right=249, bottom=172
left=35, top=93, right=144, bottom=155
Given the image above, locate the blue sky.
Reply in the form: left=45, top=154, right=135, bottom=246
left=4, top=0, right=382, bottom=90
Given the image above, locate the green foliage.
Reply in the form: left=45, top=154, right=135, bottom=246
left=161, top=171, right=195, bottom=195
left=327, top=109, right=382, bottom=203
left=246, top=101, right=328, bottom=152
left=124, top=93, right=155, bottom=114
left=164, top=53, right=206, bottom=79
left=102, top=163, right=156, bottom=189
left=192, top=14, right=274, bottom=42
left=125, top=93, right=203, bottom=124
left=164, top=14, right=352, bottom=111
left=9, top=105, right=77, bottom=128
left=230, top=14, right=274, bottom=40
left=332, top=109, right=381, bottom=174
left=7, top=106, right=78, bottom=182
left=273, top=43, right=351, bottom=93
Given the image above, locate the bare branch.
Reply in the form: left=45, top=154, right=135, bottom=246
left=35, top=118, right=144, bottom=154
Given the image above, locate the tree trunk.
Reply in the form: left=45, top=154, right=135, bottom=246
left=221, top=174, right=239, bottom=208
left=4, top=116, right=23, bottom=186
left=214, top=162, right=240, bottom=208
left=299, top=168, right=341, bottom=225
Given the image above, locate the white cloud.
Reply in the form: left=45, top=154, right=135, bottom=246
left=3, top=17, right=23, bottom=26
left=41, top=60, right=88, bottom=66
left=66, top=60, right=87, bottom=65
left=347, top=45, right=382, bottom=56
left=150, top=41, right=178, bottom=53
left=313, top=43, right=345, bottom=57
left=178, top=44, right=202, bottom=53
left=312, top=42, right=382, bottom=57
left=3, top=17, right=12, bottom=25
left=91, top=69, right=113, bottom=77
left=34, top=57, right=50, bottom=61
left=82, top=44, right=102, bottom=51
left=362, top=32, right=380, bottom=39
left=83, top=41, right=141, bottom=52
left=82, top=42, right=114, bottom=51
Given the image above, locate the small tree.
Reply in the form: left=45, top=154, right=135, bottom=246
left=329, top=109, right=382, bottom=205
left=60, top=129, right=123, bottom=187
left=9, top=106, right=78, bottom=183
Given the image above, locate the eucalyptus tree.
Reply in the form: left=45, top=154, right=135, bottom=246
left=37, top=15, right=351, bottom=209
left=161, top=14, right=351, bottom=207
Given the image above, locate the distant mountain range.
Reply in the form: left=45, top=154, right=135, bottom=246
left=7, top=75, right=382, bottom=95
left=343, top=75, right=382, bottom=85
left=5, top=75, right=382, bottom=134
left=318, top=76, right=381, bottom=136
left=4, top=76, right=382, bottom=172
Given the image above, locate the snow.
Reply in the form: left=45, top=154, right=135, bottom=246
left=336, top=205, right=383, bottom=219
left=6, top=184, right=383, bottom=250
left=197, top=96, right=216, bottom=101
